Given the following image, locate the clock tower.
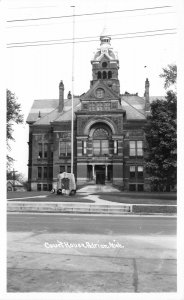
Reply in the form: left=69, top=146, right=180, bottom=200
left=90, top=27, right=120, bottom=96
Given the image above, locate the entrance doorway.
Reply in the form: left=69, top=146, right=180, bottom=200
left=95, top=165, right=105, bottom=185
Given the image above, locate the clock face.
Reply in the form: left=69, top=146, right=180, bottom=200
left=96, top=88, right=105, bottom=98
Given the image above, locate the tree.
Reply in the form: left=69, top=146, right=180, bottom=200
left=145, top=65, right=177, bottom=192
left=159, top=64, right=177, bottom=89
left=7, top=89, right=23, bottom=169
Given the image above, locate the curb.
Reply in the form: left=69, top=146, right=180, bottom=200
left=7, top=202, right=177, bottom=215
left=7, top=203, right=131, bottom=214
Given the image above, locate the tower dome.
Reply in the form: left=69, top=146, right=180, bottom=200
left=92, top=27, right=118, bottom=61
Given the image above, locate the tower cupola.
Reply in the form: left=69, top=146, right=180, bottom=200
left=90, top=28, right=120, bottom=95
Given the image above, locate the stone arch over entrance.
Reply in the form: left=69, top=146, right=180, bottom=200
left=83, top=118, right=117, bottom=136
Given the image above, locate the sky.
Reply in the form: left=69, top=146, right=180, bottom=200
left=5, top=0, right=177, bottom=179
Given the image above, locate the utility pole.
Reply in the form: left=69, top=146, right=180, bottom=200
left=12, top=168, right=18, bottom=191
left=71, top=5, right=75, bottom=174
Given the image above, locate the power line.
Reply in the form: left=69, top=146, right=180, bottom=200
left=7, top=5, right=172, bottom=23
left=7, top=28, right=176, bottom=46
left=7, top=11, right=176, bottom=29
left=9, top=5, right=57, bottom=10
left=7, top=31, right=176, bottom=48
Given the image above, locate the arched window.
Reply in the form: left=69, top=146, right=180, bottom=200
left=108, top=71, right=112, bottom=79
left=103, top=71, right=107, bottom=79
left=97, top=71, right=101, bottom=79
left=93, top=128, right=109, bottom=155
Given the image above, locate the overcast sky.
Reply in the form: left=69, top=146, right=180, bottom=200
left=5, top=0, right=177, bottom=178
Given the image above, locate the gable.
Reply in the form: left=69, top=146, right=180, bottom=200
left=80, top=80, right=119, bottom=101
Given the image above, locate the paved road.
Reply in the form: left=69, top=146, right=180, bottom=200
left=7, top=213, right=176, bottom=235
left=7, top=213, right=177, bottom=293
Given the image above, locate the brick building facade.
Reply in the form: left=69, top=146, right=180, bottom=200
left=26, top=31, right=151, bottom=192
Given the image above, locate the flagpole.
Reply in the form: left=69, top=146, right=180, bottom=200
left=71, top=5, right=75, bottom=174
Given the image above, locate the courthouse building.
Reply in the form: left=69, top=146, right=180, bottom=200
left=26, top=30, right=151, bottom=192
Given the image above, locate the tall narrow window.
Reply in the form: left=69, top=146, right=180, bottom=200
left=49, top=167, right=53, bottom=179
left=38, top=167, right=42, bottom=179
left=130, top=166, right=136, bottom=178
left=50, top=144, right=53, bottom=159
left=60, top=165, right=65, bottom=173
left=137, top=166, right=143, bottom=178
left=93, top=140, right=109, bottom=155
left=103, top=71, right=107, bottom=79
left=59, top=141, right=71, bottom=156
left=129, top=141, right=143, bottom=157
left=93, top=140, right=100, bottom=155
left=60, top=142, right=66, bottom=156
left=37, top=184, right=41, bottom=191
left=67, top=165, right=71, bottom=173
left=44, top=143, right=48, bottom=158
left=129, top=141, right=136, bottom=156
left=114, top=140, right=118, bottom=154
left=83, top=141, right=87, bottom=155
left=97, top=71, right=101, bottom=79
left=101, top=140, right=109, bottom=154
left=38, top=143, right=42, bottom=158
left=43, top=167, right=47, bottom=179
left=137, top=141, right=143, bottom=157
left=108, top=71, right=112, bottom=79
left=66, top=142, right=71, bottom=155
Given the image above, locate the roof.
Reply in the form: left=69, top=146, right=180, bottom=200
left=26, top=97, right=80, bottom=125
left=7, top=180, right=24, bottom=186
left=121, top=95, right=146, bottom=120
left=27, top=92, right=165, bottom=125
left=26, top=99, right=58, bottom=123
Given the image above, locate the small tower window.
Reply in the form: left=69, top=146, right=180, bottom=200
left=102, top=62, right=107, bottom=68
left=108, top=71, right=112, bottom=79
left=97, top=71, right=101, bottom=79
left=103, top=71, right=107, bottom=79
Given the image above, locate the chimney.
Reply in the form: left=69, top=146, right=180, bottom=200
left=144, top=78, right=150, bottom=112
left=67, top=91, right=72, bottom=99
left=59, top=80, right=64, bottom=112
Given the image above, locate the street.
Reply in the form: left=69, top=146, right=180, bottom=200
left=7, top=213, right=176, bottom=235
left=7, top=213, right=177, bottom=293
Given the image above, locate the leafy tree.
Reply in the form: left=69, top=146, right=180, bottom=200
left=159, top=64, right=177, bottom=89
left=145, top=65, right=177, bottom=192
left=7, top=89, right=23, bottom=169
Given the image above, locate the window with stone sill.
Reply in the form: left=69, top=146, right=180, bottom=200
left=130, top=166, right=136, bottom=178
left=38, top=142, right=48, bottom=159
left=59, top=141, right=71, bottom=157
left=43, top=167, right=47, bottom=179
left=93, top=140, right=109, bottom=155
left=38, top=167, right=42, bottom=179
left=129, top=140, right=143, bottom=157
left=60, top=165, right=65, bottom=173
left=137, top=166, right=144, bottom=178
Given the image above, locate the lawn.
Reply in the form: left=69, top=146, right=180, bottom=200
left=98, top=194, right=176, bottom=205
left=7, top=192, right=94, bottom=203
